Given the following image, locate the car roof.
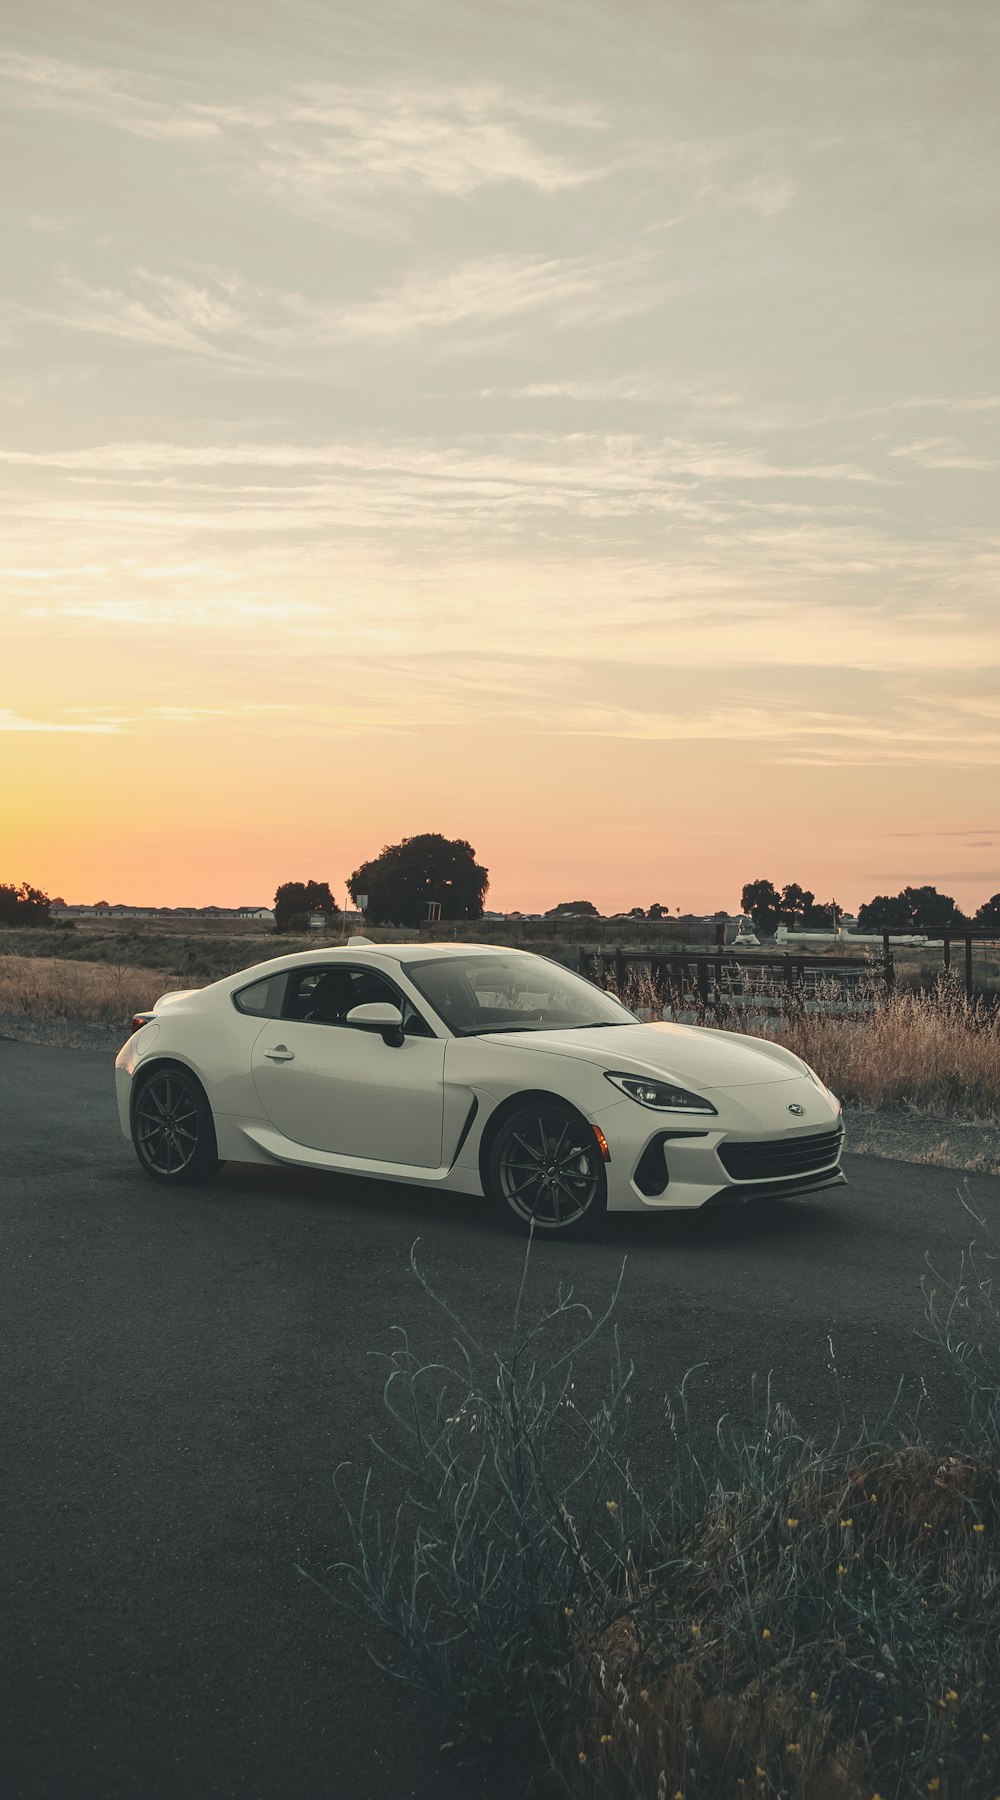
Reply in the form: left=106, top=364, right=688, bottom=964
left=222, top=940, right=535, bottom=990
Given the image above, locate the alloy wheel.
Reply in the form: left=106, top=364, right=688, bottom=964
left=496, top=1109, right=602, bottom=1229
left=135, top=1072, right=202, bottom=1176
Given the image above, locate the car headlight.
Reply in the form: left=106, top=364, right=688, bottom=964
left=604, top=1071, right=718, bottom=1114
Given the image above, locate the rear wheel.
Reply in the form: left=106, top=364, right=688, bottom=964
left=487, top=1101, right=607, bottom=1237
left=131, top=1066, right=222, bottom=1186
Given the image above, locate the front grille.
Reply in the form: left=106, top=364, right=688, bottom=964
left=718, top=1126, right=843, bottom=1183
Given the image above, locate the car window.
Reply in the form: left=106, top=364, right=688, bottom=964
left=282, top=964, right=434, bottom=1036
left=407, top=953, right=635, bottom=1035
left=232, top=973, right=288, bottom=1018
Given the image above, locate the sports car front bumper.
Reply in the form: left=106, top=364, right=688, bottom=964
left=592, top=1077, right=846, bottom=1210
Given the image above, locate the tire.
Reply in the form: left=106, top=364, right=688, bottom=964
left=486, top=1100, right=608, bottom=1238
left=131, top=1065, right=222, bottom=1186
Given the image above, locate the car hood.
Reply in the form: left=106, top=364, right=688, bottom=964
left=482, top=1020, right=804, bottom=1089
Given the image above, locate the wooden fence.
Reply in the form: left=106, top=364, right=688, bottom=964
left=577, top=932, right=999, bottom=1017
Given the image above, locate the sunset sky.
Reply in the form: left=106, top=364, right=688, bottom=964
left=2, top=0, right=998, bottom=915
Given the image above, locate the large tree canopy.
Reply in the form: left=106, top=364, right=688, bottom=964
left=975, top=893, right=1000, bottom=929
left=273, top=879, right=339, bottom=934
left=740, top=879, right=841, bottom=933
left=348, top=833, right=488, bottom=927
left=740, top=879, right=782, bottom=934
left=858, top=885, right=969, bottom=933
left=0, top=882, right=51, bottom=927
left=544, top=900, right=599, bottom=917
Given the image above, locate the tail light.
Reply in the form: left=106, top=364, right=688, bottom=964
left=130, top=1011, right=155, bottom=1034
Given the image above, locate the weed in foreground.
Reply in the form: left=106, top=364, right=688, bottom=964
left=309, top=1195, right=1000, bottom=1798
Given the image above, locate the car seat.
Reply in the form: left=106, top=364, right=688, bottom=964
left=304, top=969, right=357, bottom=1023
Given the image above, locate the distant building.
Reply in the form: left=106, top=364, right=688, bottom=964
left=50, top=903, right=275, bottom=923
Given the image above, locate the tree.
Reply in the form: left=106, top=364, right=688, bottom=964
left=647, top=902, right=669, bottom=920
left=626, top=906, right=645, bottom=918
left=273, top=879, right=339, bottom=934
left=858, top=885, right=968, bottom=933
left=545, top=900, right=599, bottom=918
left=741, top=879, right=782, bottom=936
left=975, top=893, right=1000, bottom=929
left=348, top=834, right=488, bottom=928
left=779, top=882, right=814, bottom=925
left=0, top=882, right=51, bottom=927
left=804, top=897, right=840, bottom=929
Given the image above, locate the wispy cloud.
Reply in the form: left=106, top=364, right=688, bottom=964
left=0, top=52, right=218, bottom=140
left=890, top=436, right=998, bottom=471
left=0, top=707, right=123, bottom=732
left=18, top=251, right=669, bottom=363
left=234, top=78, right=609, bottom=209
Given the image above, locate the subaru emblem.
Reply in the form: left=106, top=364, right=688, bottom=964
left=787, top=1103, right=805, bottom=1116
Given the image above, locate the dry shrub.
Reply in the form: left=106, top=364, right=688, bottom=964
left=0, top=953, right=175, bottom=1027
left=770, top=986, right=1000, bottom=1121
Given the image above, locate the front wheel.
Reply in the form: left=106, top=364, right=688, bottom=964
left=487, top=1101, right=608, bottom=1237
left=131, top=1066, right=222, bottom=1186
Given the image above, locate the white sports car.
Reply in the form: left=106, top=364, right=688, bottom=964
left=115, top=940, right=845, bottom=1236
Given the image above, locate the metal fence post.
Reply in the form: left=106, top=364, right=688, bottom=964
left=965, top=934, right=974, bottom=1001
left=697, top=958, right=710, bottom=1011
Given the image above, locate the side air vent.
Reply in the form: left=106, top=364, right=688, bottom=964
left=633, top=1131, right=709, bottom=1198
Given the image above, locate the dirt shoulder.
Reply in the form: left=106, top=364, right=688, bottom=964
left=845, top=1103, right=1000, bottom=1176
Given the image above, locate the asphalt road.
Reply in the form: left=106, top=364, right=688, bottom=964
left=2, top=1041, right=999, bottom=1800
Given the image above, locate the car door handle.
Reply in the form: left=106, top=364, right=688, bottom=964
left=264, top=1045, right=295, bottom=1062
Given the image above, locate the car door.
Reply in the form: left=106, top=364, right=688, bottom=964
left=250, top=963, right=446, bottom=1167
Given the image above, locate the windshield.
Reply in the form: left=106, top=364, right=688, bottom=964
left=405, top=953, right=636, bottom=1036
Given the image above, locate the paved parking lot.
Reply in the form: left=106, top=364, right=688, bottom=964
left=2, top=1040, right=998, bottom=1799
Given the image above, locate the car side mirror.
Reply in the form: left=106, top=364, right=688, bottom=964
left=345, top=1001, right=405, bottom=1047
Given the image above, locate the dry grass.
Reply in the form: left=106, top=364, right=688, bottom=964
left=0, top=953, right=173, bottom=1028
left=559, top=1432, right=1000, bottom=1799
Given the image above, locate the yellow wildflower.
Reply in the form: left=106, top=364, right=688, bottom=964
left=600, top=1734, right=613, bottom=1745
left=946, top=1689, right=959, bottom=1702
left=690, top=1622, right=701, bottom=1638
left=761, top=1628, right=771, bottom=1640
left=639, top=1689, right=649, bottom=1701
left=923, top=1520, right=932, bottom=1530
left=810, top=1691, right=819, bottom=1703
left=870, top=1492, right=878, bottom=1502
left=605, top=1499, right=618, bottom=1515
left=787, top=1517, right=799, bottom=1529
left=928, top=1782, right=940, bottom=1794
left=786, top=1741, right=801, bottom=1753
left=837, top=1562, right=847, bottom=1575
left=840, top=1517, right=853, bottom=1528
left=564, top=1606, right=574, bottom=1617
left=578, top=1751, right=587, bottom=1763
left=973, top=1522, right=986, bottom=1534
